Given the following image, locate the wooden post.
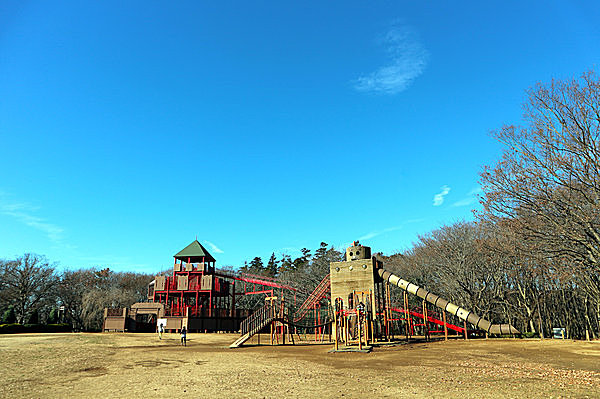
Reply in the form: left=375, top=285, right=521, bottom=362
left=384, top=282, right=389, bottom=340
left=358, top=314, right=363, bottom=351
left=463, top=320, right=468, bottom=340
left=342, top=315, right=348, bottom=346
left=281, top=299, right=285, bottom=346
left=404, top=292, right=410, bottom=341
left=422, top=300, right=428, bottom=341
left=333, top=305, right=339, bottom=351
left=443, top=311, right=448, bottom=341
left=384, top=282, right=388, bottom=339
left=403, top=292, right=407, bottom=339
left=314, top=306, right=317, bottom=342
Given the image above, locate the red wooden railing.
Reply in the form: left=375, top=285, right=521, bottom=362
left=293, top=274, right=330, bottom=322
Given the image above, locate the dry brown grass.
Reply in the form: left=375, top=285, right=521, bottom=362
left=1, top=333, right=600, bottom=398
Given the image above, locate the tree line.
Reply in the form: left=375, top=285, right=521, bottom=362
left=0, top=255, right=152, bottom=331
left=1, top=70, right=598, bottom=338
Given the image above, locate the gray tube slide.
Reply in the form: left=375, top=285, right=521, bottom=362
left=379, top=269, right=519, bottom=335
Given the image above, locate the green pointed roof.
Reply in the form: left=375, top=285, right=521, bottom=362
left=174, top=240, right=216, bottom=263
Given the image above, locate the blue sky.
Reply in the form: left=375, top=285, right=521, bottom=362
left=1, top=1, right=599, bottom=273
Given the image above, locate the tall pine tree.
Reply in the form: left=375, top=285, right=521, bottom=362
left=248, top=257, right=264, bottom=275
left=266, top=253, right=278, bottom=277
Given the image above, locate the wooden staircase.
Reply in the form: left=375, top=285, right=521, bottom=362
left=229, top=302, right=276, bottom=348
left=293, top=274, right=330, bottom=322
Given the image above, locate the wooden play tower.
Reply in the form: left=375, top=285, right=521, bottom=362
left=103, top=240, right=298, bottom=333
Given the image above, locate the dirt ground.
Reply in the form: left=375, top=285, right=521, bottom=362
left=1, top=333, right=600, bottom=399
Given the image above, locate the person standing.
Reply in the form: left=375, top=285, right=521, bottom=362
left=158, top=323, right=164, bottom=340
left=180, top=326, right=187, bottom=346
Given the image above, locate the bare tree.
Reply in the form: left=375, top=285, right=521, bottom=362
left=1, top=254, right=57, bottom=324
left=57, top=268, right=153, bottom=330
left=480, top=70, right=600, bottom=337
left=56, top=269, right=96, bottom=330
left=412, top=222, right=507, bottom=320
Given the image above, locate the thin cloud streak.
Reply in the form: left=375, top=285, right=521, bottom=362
left=354, top=25, right=429, bottom=95
left=359, top=226, right=402, bottom=241
left=77, top=255, right=150, bottom=270
left=451, top=187, right=483, bottom=208
left=359, top=218, right=426, bottom=242
left=0, top=194, right=64, bottom=243
left=204, top=240, right=224, bottom=254
left=433, top=185, right=451, bottom=206
left=451, top=197, right=474, bottom=207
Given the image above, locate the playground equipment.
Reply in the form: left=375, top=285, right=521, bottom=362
left=228, top=292, right=332, bottom=348
left=103, top=240, right=298, bottom=332
left=103, top=239, right=518, bottom=344
left=231, top=241, right=519, bottom=349
left=329, top=241, right=519, bottom=350
left=329, top=242, right=385, bottom=349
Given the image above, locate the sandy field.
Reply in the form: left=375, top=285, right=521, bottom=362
left=1, top=333, right=600, bottom=398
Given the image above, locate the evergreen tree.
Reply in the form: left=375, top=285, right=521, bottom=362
left=293, top=248, right=311, bottom=271
left=248, top=257, right=264, bottom=275
left=310, top=242, right=343, bottom=281
left=26, top=309, right=39, bottom=324
left=278, top=254, right=294, bottom=274
left=48, top=308, right=59, bottom=324
left=266, top=253, right=278, bottom=277
left=2, top=305, right=16, bottom=324
left=314, top=242, right=328, bottom=260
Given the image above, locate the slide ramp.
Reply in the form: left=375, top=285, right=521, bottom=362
left=380, top=268, right=519, bottom=335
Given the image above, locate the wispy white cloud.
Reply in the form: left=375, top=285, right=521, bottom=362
left=0, top=193, right=64, bottom=243
left=204, top=240, right=224, bottom=254
left=358, top=218, right=426, bottom=242
left=77, top=255, right=149, bottom=270
left=359, top=226, right=402, bottom=241
left=433, top=185, right=451, bottom=206
left=451, top=187, right=483, bottom=208
left=358, top=231, right=380, bottom=241
left=354, top=25, right=429, bottom=95
left=275, top=247, right=302, bottom=257
left=451, top=197, right=474, bottom=207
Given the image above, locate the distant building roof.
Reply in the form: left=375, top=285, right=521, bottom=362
left=174, top=240, right=216, bottom=263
